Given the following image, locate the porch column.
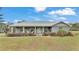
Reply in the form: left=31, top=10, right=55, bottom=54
left=43, top=26, right=44, bottom=33
left=23, top=27, right=25, bottom=33
left=35, top=27, right=36, bottom=34
left=11, top=27, right=14, bottom=33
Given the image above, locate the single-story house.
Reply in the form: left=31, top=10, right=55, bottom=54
left=8, top=21, right=71, bottom=35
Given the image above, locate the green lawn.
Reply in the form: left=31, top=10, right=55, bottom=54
left=0, top=31, right=79, bottom=51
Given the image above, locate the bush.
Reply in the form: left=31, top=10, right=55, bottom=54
left=7, top=33, right=15, bottom=37
left=7, top=33, right=24, bottom=37
left=24, top=33, right=29, bottom=36
left=6, top=33, right=36, bottom=37
left=43, top=32, right=57, bottom=36
left=28, top=33, right=36, bottom=36
left=4, top=28, right=9, bottom=33
left=7, top=32, right=73, bottom=37
left=57, top=32, right=64, bottom=36
left=42, top=32, right=49, bottom=36
left=50, top=32, right=57, bottom=36
left=66, top=32, right=74, bottom=36
left=57, top=29, right=66, bottom=36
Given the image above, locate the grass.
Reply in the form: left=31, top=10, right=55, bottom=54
left=0, top=31, right=79, bottom=51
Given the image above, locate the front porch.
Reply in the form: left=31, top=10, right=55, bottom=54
left=9, top=26, right=51, bottom=35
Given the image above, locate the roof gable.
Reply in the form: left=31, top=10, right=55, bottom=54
left=52, top=22, right=71, bottom=27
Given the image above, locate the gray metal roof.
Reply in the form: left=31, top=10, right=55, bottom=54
left=9, top=21, right=70, bottom=27
left=9, top=21, right=56, bottom=27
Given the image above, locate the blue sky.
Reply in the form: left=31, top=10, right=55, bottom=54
left=0, top=7, right=79, bottom=23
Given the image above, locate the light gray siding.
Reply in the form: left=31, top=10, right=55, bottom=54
left=51, top=26, right=59, bottom=32
left=51, top=23, right=70, bottom=32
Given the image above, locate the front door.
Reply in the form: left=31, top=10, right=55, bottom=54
left=36, top=27, right=42, bottom=35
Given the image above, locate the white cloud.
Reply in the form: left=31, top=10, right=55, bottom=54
left=48, top=20, right=54, bottom=22
left=49, top=16, right=66, bottom=20
left=55, top=17, right=67, bottom=22
left=2, top=21, right=8, bottom=24
left=14, top=19, right=22, bottom=23
left=48, top=16, right=67, bottom=22
left=34, top=7, right=47, bottom=12
left=48, top=8, right=76, bottom=15
left=59, top=17, right=66, bottom=20
left=64, top=21, right=69, bottom=23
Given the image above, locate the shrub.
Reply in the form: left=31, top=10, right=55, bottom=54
left=66, top=32, right=74, bottom=36
left=23, top=33, right=28, bottom=36
left=6, top=33, right=17, bottom=37
left=57, top=32, right=64, bottom=36
left=6, top=33, right=36, bottom=37
left=50, top=32, right=57, bottom=36
left=28, top=33, right=36, bottom=36
left=57, top=29, right=66, bottom=36
left=4, top=27, right=9, bottom=33
left=42, top=32, right=49, bottom=36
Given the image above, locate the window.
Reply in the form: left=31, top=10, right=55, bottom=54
left=30, top=28, right=34, bottom=33
left=59, top=27, right=63, bottom=29
left=15, top=27, right=23, bottom=33
left=44, top=27, right=51, bottom=32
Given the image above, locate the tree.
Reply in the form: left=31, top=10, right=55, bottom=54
left=0, top=7, right=6, bottom=33
left=0, top=8, right=4, bottom=23
left=71, top=23, right=79, bottom=31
